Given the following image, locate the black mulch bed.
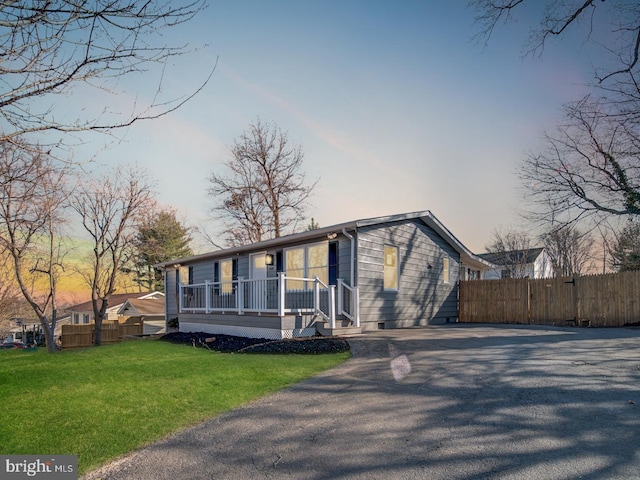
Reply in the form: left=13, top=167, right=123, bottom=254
left=159, top=331, right=351, bottom=354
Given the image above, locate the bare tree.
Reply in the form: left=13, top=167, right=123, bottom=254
left=473, top=1, right=640, bottom=227
left=471, top=1, right=639, bottom=82
left=71, top=167, right=154, bottom=346
left=208, top=119, right=317, bottom=246
left=521, top=97, right=640, bottom=225
left=0, top=1, right=211, bottom=151
left=0, top=140, right=69, bottom=352
left=541, top=226, right=594, bottom=276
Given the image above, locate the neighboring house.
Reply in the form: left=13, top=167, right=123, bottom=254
left=479, top=247, right=553, bottom=279
left=117, top=297, right=166, bottom=335
left=158, top=210, right=495, bottom=340
left=67, top=291, right=165, bottom=325
left=4, top=314, right=72, bottom=345
left=4, top=320, right=42, bottom=344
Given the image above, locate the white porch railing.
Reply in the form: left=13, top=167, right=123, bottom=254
left=179, top=273, right=360, bottom=329
left=337, top=279, right=360, bottom=327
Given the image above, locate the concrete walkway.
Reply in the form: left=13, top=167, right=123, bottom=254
left=83, top=324, right=640, bottom=479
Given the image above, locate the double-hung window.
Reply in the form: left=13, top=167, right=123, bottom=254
left=384, top=245, right=399, bottom=291
left=443, top=256, right=450, bottom=284
left=285, top=242, right=328, bottom=290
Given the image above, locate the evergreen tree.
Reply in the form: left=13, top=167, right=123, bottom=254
left=306, top=217, right=320, bottom=231
left=130, top=209, right=193, bottom=291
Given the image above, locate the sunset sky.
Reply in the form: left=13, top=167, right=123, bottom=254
left=77, top=0, right=603, bottom=253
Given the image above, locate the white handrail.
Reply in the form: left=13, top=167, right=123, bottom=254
left=179, top=274, right=352, bottom=328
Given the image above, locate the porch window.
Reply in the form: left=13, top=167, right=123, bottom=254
left=384, top=245, right=399, bottom=290
left=176, top=266, right=189, bottom=294
left=285, top=242, right=328, bottom=289
left=307, top=243, right=328, bottom=282
left=443, top=256, right=450, bottom=284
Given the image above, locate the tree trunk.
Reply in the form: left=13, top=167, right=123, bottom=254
left=94, top=317, right=103, bottom=346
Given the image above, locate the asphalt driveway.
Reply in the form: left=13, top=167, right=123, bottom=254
left=83, top=324, right=640, bottom=480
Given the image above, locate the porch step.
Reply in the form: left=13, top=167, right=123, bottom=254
left=315, top=320, right=362, bottom=337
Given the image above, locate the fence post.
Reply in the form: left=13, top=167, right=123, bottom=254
left=278, top=272, right=286, bottom=317
left=526, top=277, right=531, bottom=324
left=573, top=276, right=579, bottom=324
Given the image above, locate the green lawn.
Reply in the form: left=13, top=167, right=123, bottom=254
left=0, top=339, right=350, bottom=474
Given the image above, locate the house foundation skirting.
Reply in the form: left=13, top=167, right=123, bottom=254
left=180, top=321, right=316, bottom=340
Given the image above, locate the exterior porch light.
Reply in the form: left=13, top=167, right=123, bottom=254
left=265, top=254, right=274, bottom=266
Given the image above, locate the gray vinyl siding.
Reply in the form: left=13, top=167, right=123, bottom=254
left=191, top=262, right=213, bottom=284
left=356, top=219, right=459, bottom=330
left=165, top=268, right=178, bottom=318
left=238, top=257, right=250, bottom=279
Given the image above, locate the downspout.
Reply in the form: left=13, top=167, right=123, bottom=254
left=342, top=227, right=360, bottom=327
left=342, top=228, right=356, bottom=286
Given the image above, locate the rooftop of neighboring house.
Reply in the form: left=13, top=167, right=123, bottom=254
left=478, top=247, right=546, bottom=266
left=66, top=291, right=164, bottom=313
left=118, top=297, right=165, bottom=316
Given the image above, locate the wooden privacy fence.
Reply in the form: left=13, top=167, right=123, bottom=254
left=61, top=319, right=143, bottom=348
left=459, top=270, right=640, bottom=327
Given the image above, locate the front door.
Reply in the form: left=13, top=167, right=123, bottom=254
left=249, top=252, right=268, bottom=310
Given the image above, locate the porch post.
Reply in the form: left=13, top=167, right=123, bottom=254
left=354, top=286, right=360, bottom=328
left=313, top=277, right=320, bottom=315
left=205, top=280, right=211, bottom=313
left=337, top=278, right=344, bottom=316
left=238, top=277, right=245, bottom=315
left=328, top=285, right=336, bottom=329
left=277, top=272, right=286, bottom=317
left=178, top=283, right=183, bottom=313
